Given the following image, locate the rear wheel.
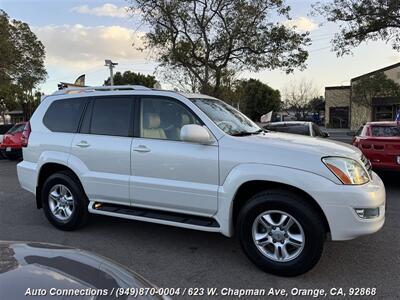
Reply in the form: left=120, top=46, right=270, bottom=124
left=42, top=171, right=89, bottom=230
left=237, top=190, right=325, bottom=277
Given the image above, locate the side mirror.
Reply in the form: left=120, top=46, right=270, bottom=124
left=180, top=124, right=212, bottom=144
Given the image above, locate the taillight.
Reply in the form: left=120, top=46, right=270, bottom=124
left=21, top=122, right=31, bottom=147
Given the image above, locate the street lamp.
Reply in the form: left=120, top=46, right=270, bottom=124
left=105, top=59, right=118, bottom=86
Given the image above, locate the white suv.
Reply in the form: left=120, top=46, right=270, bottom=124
left=17, top=86, right=385, bottom=276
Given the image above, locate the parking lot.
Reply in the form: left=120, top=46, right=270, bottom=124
left=0, top=159, right=399, bottom=299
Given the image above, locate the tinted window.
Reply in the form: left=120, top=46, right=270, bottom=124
left=43, top=98, right=86, bottom=133
left=286, top=125, right=310, bottom=136
left=6, top=124, right=25, bottom=134
left=265, top=124, right=310, bottom=136
left=371, top=126, right=400, bottom=137
left=264, top=125, right=283, bottom=131
left=140, top=97, right=200, bottom=141
left=312, top=124, right=324, bottom=137
left=90, top=98, right=133, bottom=137
left=355, top=126, right=364, bottom=137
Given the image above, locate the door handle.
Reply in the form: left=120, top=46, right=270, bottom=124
left=133, top=145, right=151, bottom=153
left=76, top=141, right=90, bottom=148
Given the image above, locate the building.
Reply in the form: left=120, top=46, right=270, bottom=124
left=325, top=62, right=400, bottom=130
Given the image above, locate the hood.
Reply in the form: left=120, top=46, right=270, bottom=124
left=246, top=131, right=362, bottom=159
left=220, top=131, right=364, bottom=182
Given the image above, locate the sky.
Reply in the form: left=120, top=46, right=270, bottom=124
left=1, top=0, right=400, bottom=96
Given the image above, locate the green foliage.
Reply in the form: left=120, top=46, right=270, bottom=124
left=236, top=79, right=281, bottom=121
left=129, top=0, right=310, bottom=97
left=352, top=72, right=400, bottom=108
left=309, top=96, right=325, bottom=112
left=104, top=71, right=157, bottom=88
left=314, top=0, right=400, bottom=55
left=0, top=9, right=47, bottom=119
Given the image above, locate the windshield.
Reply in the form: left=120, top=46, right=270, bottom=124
left=190, top=98, right=261, bottom=135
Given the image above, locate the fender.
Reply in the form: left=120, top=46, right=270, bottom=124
left=34, top=151, right=90, bottom=197
left=35, top=151, right=72, bottom=186
left=215, top=163, right=338, bottom=237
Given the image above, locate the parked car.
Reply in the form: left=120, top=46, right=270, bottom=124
left=0, top=241, right=167, bottom=300
left=352, top=121, right=400, bottom=171
left=263, top=121, right=330, bottom=138
left=17, top=86, right=385, bottom=277
left=0, top=124, right=15, bottom=159
left=0, top=122, right=27, bottom=160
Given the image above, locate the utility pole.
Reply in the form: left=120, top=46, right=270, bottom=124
left=104, top=59, right=118, bottom=86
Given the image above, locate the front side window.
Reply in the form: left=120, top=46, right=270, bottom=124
left=43, top=98, right=86, bottom=133
left=90, top=98, right=133, bottom=137
left=140, top=97, right=200, bottom=141
left=190, top=98, right=260, bottom=136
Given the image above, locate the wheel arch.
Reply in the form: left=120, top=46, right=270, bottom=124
left=36, top=162, right=82, bottom=209
left=231, top=180, right=331, bottom=236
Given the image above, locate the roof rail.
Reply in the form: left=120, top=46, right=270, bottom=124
left=51, top=85, right=151, bottom=96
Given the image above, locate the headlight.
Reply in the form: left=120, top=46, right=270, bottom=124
left=322, top=157, right=370, bottom=185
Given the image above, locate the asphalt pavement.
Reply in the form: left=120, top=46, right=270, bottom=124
left=0, top=160, right=399, bottom=299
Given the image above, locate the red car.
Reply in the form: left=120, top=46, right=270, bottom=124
left=0, top=122, right=27, bottom=160
left=352, top=121, right=400, bottom=171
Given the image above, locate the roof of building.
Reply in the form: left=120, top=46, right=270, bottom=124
left=325, top=85, right=351, bottom=91
left=351, top=62, right=400, bottom=82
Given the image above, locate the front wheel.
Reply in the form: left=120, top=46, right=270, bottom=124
left=237, top=190, right=325, bottom=276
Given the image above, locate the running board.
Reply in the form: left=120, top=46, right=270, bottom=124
left=88, top=201, right=220, bottom=231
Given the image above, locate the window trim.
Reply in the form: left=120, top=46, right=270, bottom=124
left=136, top=95, right=205, bottom=141
left=79, top=96, right=135, bottom=137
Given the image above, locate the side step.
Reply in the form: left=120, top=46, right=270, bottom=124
left=89, top=201, right=220, bottom=231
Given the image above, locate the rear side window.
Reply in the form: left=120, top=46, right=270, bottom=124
left=286, top=125, right=310, bottom=136
left=89, top=97, right=133, bottom=137
left=43, top=98, right=86, bottom=133
left=6, top=124, right=25, bottom=134
left=371, top=126, right=400, bottom=137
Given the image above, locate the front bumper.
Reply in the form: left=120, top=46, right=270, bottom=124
left=321, top=171, right=385, bottom=241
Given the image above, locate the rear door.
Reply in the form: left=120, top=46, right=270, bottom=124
left=70, top=96, right=134, bottom=206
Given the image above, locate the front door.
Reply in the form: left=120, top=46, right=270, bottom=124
left=131, top=96, right=219, bottom=216
left=70, top=96, right=134, bottom=206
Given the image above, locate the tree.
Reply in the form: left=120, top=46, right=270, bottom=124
left=283, top=79, right=319, bottom=120
left=314, top=0, right=400, bottom=55
left=309, top=96, right=325, bottom=113
left=0, top=10, right=47, bottom=119
left=236, top=79, right=281, bottom=121
left=352, top=72, right=400, bottom=108
left=128, top=0, right=310, bottom=97
left=104, top=71, right=157, bottom=87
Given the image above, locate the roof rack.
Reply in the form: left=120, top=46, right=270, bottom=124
left=51, top=85, right=151, bottom=96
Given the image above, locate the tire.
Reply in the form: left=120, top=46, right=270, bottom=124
left=237, top=189, right=325, bottom=277
left=42, top=171, right=89, bottom=231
